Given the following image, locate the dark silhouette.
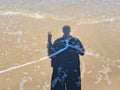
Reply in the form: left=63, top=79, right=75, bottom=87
left=47, top=25, right=85, bottom=90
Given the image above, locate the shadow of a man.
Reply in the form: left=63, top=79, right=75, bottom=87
left=47, top=25, right=85, bottom=90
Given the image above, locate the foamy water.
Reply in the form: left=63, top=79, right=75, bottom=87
left=1, top=0, right=120, bottom=18
left=0, top=10, right=120, bottom=25
left=0, top=46, right=117, bottom=74
left=0, top=0, right=120, bottom=90
left=0, top=10, right=44, bottom=19
left=0, top=38, right=83, bottom=73
left=0, top=0, right=120, bottom=24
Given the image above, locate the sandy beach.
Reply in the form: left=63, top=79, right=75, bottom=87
left=0, top=0, right=120, bottom=90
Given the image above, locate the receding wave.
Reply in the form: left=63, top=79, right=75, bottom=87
left=0, top=9, right=120, bottom=24
left=0, top=10, right=44, bottom=19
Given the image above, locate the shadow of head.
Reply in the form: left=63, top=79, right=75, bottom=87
left=62, top=25, right=71, bottom=36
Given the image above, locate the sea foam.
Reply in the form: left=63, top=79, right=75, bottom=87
left=0, top=10, right=44, bottom=19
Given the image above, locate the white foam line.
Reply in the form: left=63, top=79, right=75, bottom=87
left=0, top=45, right=68, bottom=74
left=0, top=39, right=116, bottom=73
left=0, top=59, right=44, bottom=74
left=0, top=38, right=85, bottom=74
left=0, top=10, right=119, bottom=24
left=0, top=10, right=44, bottom=19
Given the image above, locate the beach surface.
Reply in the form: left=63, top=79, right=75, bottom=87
left=0, top=0, right=120, bottom=90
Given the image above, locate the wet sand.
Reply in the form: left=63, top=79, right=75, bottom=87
left=0, top=15, right=120, bottom=90
left=0, top=0, right=120, bottom=90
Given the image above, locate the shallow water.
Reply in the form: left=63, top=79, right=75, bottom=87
left=0, top=0, right=120, bottom=90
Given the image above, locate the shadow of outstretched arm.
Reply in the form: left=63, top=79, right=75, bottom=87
left=47, top=32, right=55, bottom=57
